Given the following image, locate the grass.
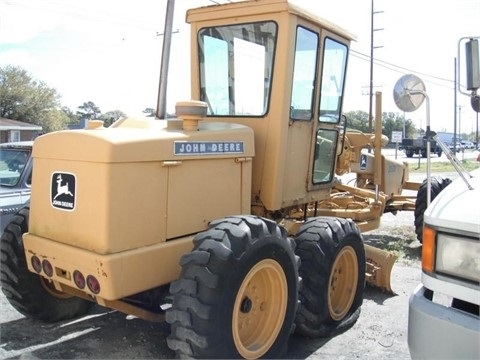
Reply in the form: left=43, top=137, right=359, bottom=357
left=364, top=226, right=421, bottom=265
left=408, top=158, right=480, bottom=172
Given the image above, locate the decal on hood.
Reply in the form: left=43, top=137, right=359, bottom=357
left=51, top=172, right=76, bottom=211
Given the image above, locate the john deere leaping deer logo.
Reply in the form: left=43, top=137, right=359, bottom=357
left=51, top=172, right=76, bottom=211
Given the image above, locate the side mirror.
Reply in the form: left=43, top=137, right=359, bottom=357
left=472, top=94, right=480, bottom=112
left=458, top=37, right=480, bottom=112
left=465, top=39, right=479, bottom=91
left=393, top=74, right=426, bottom=112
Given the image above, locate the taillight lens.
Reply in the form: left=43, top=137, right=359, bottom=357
left=86, top=275, right=100, bottom=294
left=31, top=256, right=42, bottom=273
left=42, top=259, right=54, bottom=277
left=73, top=270, right=86, bottom=289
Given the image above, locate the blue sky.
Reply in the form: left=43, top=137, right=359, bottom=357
left=0, top=0, right=479, bottom=133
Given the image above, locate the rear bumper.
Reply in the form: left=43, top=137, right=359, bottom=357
left=408, top=284, right=480, bottom=359
left=23, top=233, right=193, bottom=300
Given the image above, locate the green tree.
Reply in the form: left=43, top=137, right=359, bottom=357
left=61, top=106, right=80, bottom=125
left=0, top=65, right=68, bottom=132
left=381, top=112, right=416, bottom=139
left=344, top=110, right=371, bottom=133
left=142, top=107, right=156, bottom=117
left=99, top=110, right=126, bottom=127
left=76, top=101, right=101, bottom=120
left=344, top=110, right=417, bottom=140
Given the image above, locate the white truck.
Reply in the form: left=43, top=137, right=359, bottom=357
left=408, top=167, right=480, bottom=358
left=0, top=141, right=33, bottom=235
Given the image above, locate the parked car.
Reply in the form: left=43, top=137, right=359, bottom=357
left=447, top=142, right=465, bottom=153
left=461, top=140, right=475, bottom=150
left=408, top=167, right=480, bottom=359
left=0, top=141, right=33, bottom=234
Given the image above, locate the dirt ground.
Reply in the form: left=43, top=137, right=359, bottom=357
left=0, top=207, right=422, bottom=360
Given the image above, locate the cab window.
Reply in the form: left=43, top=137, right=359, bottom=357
left=318, top=38, right=348, bottom=124
left=198, top=22, right=277, bottom=116
left=312, top=129, right=338, bottom=184
left=290, top=26, right=318, bottom=121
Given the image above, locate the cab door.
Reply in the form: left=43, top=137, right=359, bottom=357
left=309, top=34, right=349, bottom=190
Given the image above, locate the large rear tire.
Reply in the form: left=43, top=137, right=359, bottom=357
left=0, top=206, right=94, bottom=322
left=414, top=177, right=452, bottom=243
left=294, top=217, right=365, bottom=338
left=166, top=215, right=300, bottom=359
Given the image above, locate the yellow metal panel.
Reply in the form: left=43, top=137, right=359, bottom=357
left=23, top=233, right=194, bottom=300
left=166, top=158, right=244, bottom=238
left=29, top=158, right=168, bottom=254
left=186, top=0, right=355, bottom=41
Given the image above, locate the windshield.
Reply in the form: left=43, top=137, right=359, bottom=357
left=0, top=148, right=31, bottom=187
left=198, top=21, right=277, bottom=116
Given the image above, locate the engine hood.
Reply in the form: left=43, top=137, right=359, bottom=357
left=424, top=167, right=480, bottom=234
left=32, top=117, right=254, bottom=163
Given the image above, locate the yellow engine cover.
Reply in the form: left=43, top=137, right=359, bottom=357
left=29, top=118, right=254, bottom=254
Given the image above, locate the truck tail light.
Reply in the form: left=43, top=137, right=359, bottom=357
left=86, top=275, right=100, bottom=294
left=73, top=270, right=86, bottom=289
left=42, top=260, right=54, bottom=277
left=31, top=256, right=42, bottom=273
left=422, top=226, right=436, bottom=273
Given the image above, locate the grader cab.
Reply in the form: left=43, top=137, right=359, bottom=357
left=1, top=1, right=418, bottom=358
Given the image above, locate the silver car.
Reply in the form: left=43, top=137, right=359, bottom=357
left=0, top=141, right=33, bottom=234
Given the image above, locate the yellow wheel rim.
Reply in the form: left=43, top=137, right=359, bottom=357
left=232, top=259, right=288, bottom=359
left=328, top=246, right=358, bottom=321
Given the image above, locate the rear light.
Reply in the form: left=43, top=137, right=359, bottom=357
left=42, top=260, right=54, bottom=277
left=30, top=257, right=99, bottom=295
left=86, top=275, right=100, bottom=294
left=422, top=226, right=436, bottom=273
left=31, top=256, right=42, bottom=273
left=73, top=270, right=86, bottom=289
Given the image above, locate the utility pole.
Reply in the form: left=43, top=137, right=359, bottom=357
left=458, top=105, right=463, bottom=140
left=156, top=0, right=175, bottom=119
left=368, top=0, right=383, bottom=134
left=454, top=57, right=458, bottom=153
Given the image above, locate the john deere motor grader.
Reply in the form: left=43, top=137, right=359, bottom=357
left=1, top=1, right=420, bottom=358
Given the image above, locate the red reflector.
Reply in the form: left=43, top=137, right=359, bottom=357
left=31, top=256, right=42, bottom=273
left=73, top=270, right=86, bottom=289
left=42, top=260, right=54, bottom=277
left=86, top=275, right=100, bottom=294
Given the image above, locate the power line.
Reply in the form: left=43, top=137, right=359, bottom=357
left=351, top=49, right=454, bottom=84
left=350, top=49, right=456, bottom=91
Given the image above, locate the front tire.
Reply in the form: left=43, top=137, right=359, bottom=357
left=294, top=217, right=365, bottom=338
left=0, top=206, right=94, bottom=322
left=414, top=177, right=452, bottom=243
left=166, top=215, right=300, bottom=359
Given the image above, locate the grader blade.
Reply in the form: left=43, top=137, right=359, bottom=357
left=364, top=244, right=397, bottom=293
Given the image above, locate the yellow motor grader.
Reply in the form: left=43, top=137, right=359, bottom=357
left=0, top=0, right=426, bottom=358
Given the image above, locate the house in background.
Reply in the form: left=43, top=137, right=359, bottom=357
left=0, top=118, right=42, bottom=143
left=68, top=117, right=88, bottom=130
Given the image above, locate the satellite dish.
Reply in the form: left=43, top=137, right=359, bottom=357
left=393, top=74, right=426, bottom=112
